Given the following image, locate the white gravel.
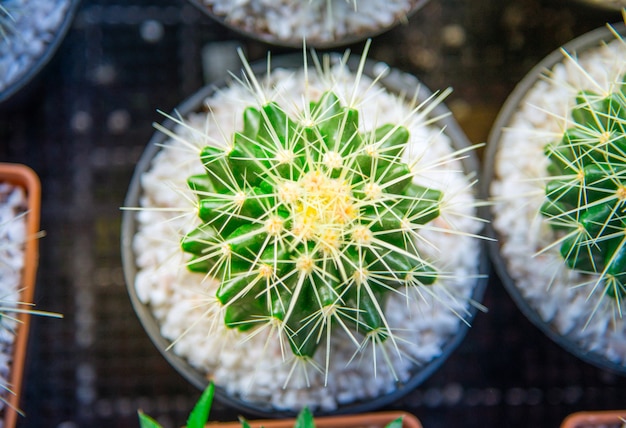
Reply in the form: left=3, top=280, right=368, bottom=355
left=196, top=0, right=420, bottom=46
left=131, top=56, right=483, bottom=411
left=0, top=0, right=71, bottom=94
left=0, top=182, right=28, bottom=415
left=490, top=32, right=626, bottom=366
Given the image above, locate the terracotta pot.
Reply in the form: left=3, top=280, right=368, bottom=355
left=0, top=163, right=41, bottom=428
left=561, top=410, right=626, bottom=428
left=205, top=411, right=423, bottom=428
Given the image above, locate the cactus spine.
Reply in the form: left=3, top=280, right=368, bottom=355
left=541, top=74, right=626, bottom=303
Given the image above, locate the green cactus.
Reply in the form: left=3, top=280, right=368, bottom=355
left=541, top=74, right=626, bottom=300
left=180, top=86, right=445, bottom=362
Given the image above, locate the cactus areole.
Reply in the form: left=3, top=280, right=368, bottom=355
left=541, top=78, right=626, bottom=299
left=180, top=90, right=443, bottom=360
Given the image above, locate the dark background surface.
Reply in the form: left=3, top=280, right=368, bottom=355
left=1, top=0, right=626, bottom=427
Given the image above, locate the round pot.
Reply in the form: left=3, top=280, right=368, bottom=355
left=0, top=0, right=81, bottom=106
left=122, top=51, right=488, bottom=417
left=485, top=23, right=626, bottom=375
left=187, top=0, right=431, bottom=49
left=561, top=410, right=626, bottom=428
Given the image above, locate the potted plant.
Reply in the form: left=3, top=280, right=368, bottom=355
left=187, top=0, right=431, bottom=48
left=561, top=410, right=626, bottom=428
left=486, top=21, right=626, bottom=373
left=0, top=0, right=81, bottom=105
left=0, top=163, right=42, bottom=427
left=122, top=40, right=488, bottom=416
left=139, top=381, right=423, bottom=428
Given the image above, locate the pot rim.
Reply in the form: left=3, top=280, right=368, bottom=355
left=561, top=410, right=626, bottom=428
left=186, top=0, right=431, bottom=49
left=122, top=52, right=489, bottom=417
left=483, top=22, right=626, bottom=375
left=210, top=410, right=423, bottom=428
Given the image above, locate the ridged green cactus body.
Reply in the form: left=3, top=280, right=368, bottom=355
left=181, top=90, right=443, bottom=360
left=541, top=78, right=626, bottom=298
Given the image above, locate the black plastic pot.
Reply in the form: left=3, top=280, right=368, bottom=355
left=484, top=23, right=626, bottom=376
left=122, top=52, right=488, bottom=417
left=187, top=0, right=431, bottom=49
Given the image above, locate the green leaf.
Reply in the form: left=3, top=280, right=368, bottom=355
left=138, top=410, right=163, bottom=428
left=186, top=382, right=215, bottom=428
left=294, top=407, right=315, bottom=428
left=239, top=416, right=252, bottom=428
left=384, top=416, right=404, bottom=428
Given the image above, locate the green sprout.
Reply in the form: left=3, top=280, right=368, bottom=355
left=138, top=381, right=405, bottom=428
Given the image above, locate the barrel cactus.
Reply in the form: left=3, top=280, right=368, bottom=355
left=540, top=73, right=626, bottom=305
left=180, top=84, right=444, bottom=364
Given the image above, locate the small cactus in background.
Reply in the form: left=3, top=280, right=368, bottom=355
left=541, top=73, right=626, bottom=305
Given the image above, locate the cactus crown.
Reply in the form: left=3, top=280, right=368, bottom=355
left=541, top=73, right=626, bottom=302
left=181, top=84, right=444, bottom=362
